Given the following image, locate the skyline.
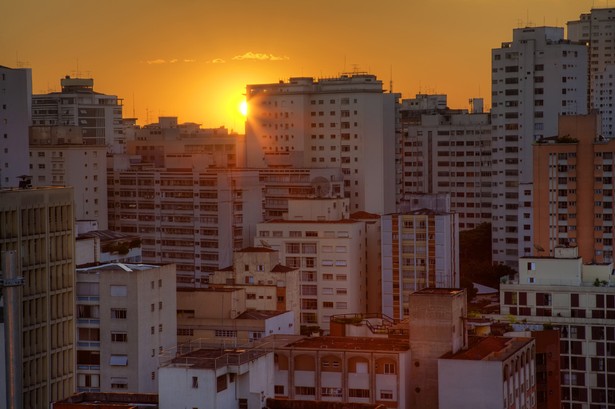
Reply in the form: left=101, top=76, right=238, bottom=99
left=0, top=0, right=605, bottom=131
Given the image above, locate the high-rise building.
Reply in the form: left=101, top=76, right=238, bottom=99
left=29, top=126, right=108, bottom=228
left=381, top=195, right=460, bottom=320
left=491, top=27, right=588, bottom=267
left=533, top=113, right=615, bottom=263
left=0, top=66, right=31, bottom=188
left=245, top=73, right=399, bottom=214
left=400, top=98, right=492, bottom=230
left=107, top=161, right=263, bottom=286
left=255, top=198, right=367, bottom=333
left=568, top=8, right=615, bottom=138
left=75, top=262, right=176, bottom=393
left=499, top=246, right=615, bottom=409
left=32, top=77, right=123, bottom=151
left=0, top=186, right=75, bottom=408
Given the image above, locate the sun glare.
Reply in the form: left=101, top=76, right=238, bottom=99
left=239, top=100, right=248, bottom=117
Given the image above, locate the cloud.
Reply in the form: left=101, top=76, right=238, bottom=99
left=206, top=58, right=226, bottom=64
left=145, top=58, right=197, bottom=64
left=232, top=52, right=289, bottom=61
left=183, top=59, right=196, bottom=63
left=146, top=59, right=167, bottom=64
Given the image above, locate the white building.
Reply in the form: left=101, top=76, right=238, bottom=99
left=255, top=198, right=367, bottom=333
left=0, top=66, right=31, bottom=188
left=32, top=76, right=123, bottom=152
left=499, top=246, right=615, bottom=408
left=400, top=104, right=492, bottom=230
left=491, top=27, right=588, bottom=267
left=568, top=8, right=615, bottom=138
left=108, top=160, right=263, bottom=286
left=245, top=73, right=399, bottom=214
left=29, top=126, right=108, bottom=228
left=75, top=262, right=177, bottom=393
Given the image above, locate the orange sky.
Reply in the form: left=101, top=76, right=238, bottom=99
left=0, top=0, right=605, bottom=132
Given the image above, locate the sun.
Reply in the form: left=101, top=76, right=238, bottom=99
left=239, top=100, right=248, bottom=117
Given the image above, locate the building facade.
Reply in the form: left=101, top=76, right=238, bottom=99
left=32, top=77, right=123, bottom=151
left=0, top=186, right=75, bottom=408
left=75, top=263, right=177, bottom=393
left=0, top=65, right=31, bottom=188
left=245, top=73, right=399, bottom=214
left=491, top=27, right=588, bottom=267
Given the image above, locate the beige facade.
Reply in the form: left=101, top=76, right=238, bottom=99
left=0, top=186, right=75, bottom=408
left=75, top=263, right=177, bottom=393
left=533, top=114, right=615, bottom=263
left=255, top=198, right=367, bottom=333
left=408, top=288, right=467, bottom=409
left=209, top=247, right=300, bottom=329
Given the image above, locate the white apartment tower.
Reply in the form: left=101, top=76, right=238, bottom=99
left=0, top=66, right=31, bottom=188
left=568, top=8, right=615, bottom=138
left=491, top=27, right=588, bottom=267
left=32, top=77, right=123, bottom=152
left=246, top=73, right=399, bottom=214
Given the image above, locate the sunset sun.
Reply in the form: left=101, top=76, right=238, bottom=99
left=239, top=100, right=248, bottom=116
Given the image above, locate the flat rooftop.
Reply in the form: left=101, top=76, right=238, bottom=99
left=77, top=263, right=159, bottom=273
left=413, top=288, right=464, bottom=296
left=284, top=336, right=409, bottom=352
left=443, top=336, right=533, bottom=362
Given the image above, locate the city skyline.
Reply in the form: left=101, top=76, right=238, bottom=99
left=0, top=0, right=602, bottom=131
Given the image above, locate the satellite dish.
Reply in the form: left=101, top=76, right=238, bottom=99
left=310, top=176, right=331, bottom=198
left=260, top=240, right=271, bottom=248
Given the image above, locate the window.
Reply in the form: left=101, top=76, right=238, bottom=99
left=274, top=385, right=284, bottom=394
left=349, top=389, right=370, bottom=398
left=110, top=285, right=127, bottom=297
left=295, top=386, right=316, bottom=395
left=111, top=332, right=127, bottom=342
left=217, top=374, right=227, bottom=392
left=111, top=308, right=127, bottom=319
left=110, top=377, right=128, bottom=389
left=77, top=373, right=100, bottom=388
left=380, top=390, right=393, bottom=400
left=192, top=376, right=199, bottom=388
left=110, top=355, right=128, bottom=366
left=383, top=363, right=396, bottom=374
left=215, top=329, right=237, bottom=337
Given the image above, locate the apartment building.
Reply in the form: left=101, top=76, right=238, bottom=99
left=176, top=287, right=295, bottom=344
left=568, top=8, right=615, bottom=138
left=0, top=186, right=75, bottom=408
left=500, top=246, right=615, bottom=408
left=381, top=199, right=460, bottom=320
left=272, top=335, right=410, bottom=407
left=439, top=336, right=537, bottom=409
left=107, top=162, right=262, bottom=286
left=400, top=101, right=492, bottom=230
left=32, top=76, right=123, bottom=151
left=0, top=65, right=31, bottom=188
left=491, top=27, right=588, bottom=267
left=255, top=198, right=367, bottom=333
left=75, top=263, right=176, bottom=393
left=246, top=73, right=399, bottom=214
left=208, top=247, right=300, bottom=328
left=29, top=125, right=108, bottom=228
left=533, top=114, right=615, bottom=263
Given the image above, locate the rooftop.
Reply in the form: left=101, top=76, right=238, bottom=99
left=284, top=336, right=409, bottom=352
left=236, top=310, right=288, bottom=320
left=77, top=263, right=159, bottom=273
left=238, top=246, right=276, bottom=253
left=413, top=288, right=464, bottom=296
left=53, top=392, right=158, bottom=408
left=443, top=336, right=533, bottom=362
left=77, top=229, right=140, bottom=243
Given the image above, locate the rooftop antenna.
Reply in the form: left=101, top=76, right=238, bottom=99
left=389, top=65, right=393, bottom=93
left=132, top=92, right=136, bottom=118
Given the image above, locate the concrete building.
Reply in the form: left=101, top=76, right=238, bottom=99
left=438, top=336, right=537, bottom=409
left=245, top=73, right=399, bottom=214
left=408, top=288, right=467, bottom=409
left=176, top=287, right=296, bottom=344
left=107, top=161, right=263, bottom=286
left=32, top=76, right=123, bottom=151
left=272, top=335, right=410, bottom=408
left=209, top=247, right=300, bottom=329
left=491, top=27, right=588, bottom=267
left=381, top=195, right=460, bottom=320
left=568, top=8, right=615, bottom=138
left=29, top=125, right=108, bottom=228
left=533, top=114, right=615, bottom=263
left=75, top=262, right=176, bottom=393
left=0, top=186, right=75, bottom=408
left=0, top=66, right=31, bottom=188
left=400, top=101, right=492, bottom=230
left=75, top=228, right=142, bottom=266
left=158, top=339, right=274, bottom=409
left=500, top=246, right=615, bottom=408
left=255, top=198, right=367, bottom=333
